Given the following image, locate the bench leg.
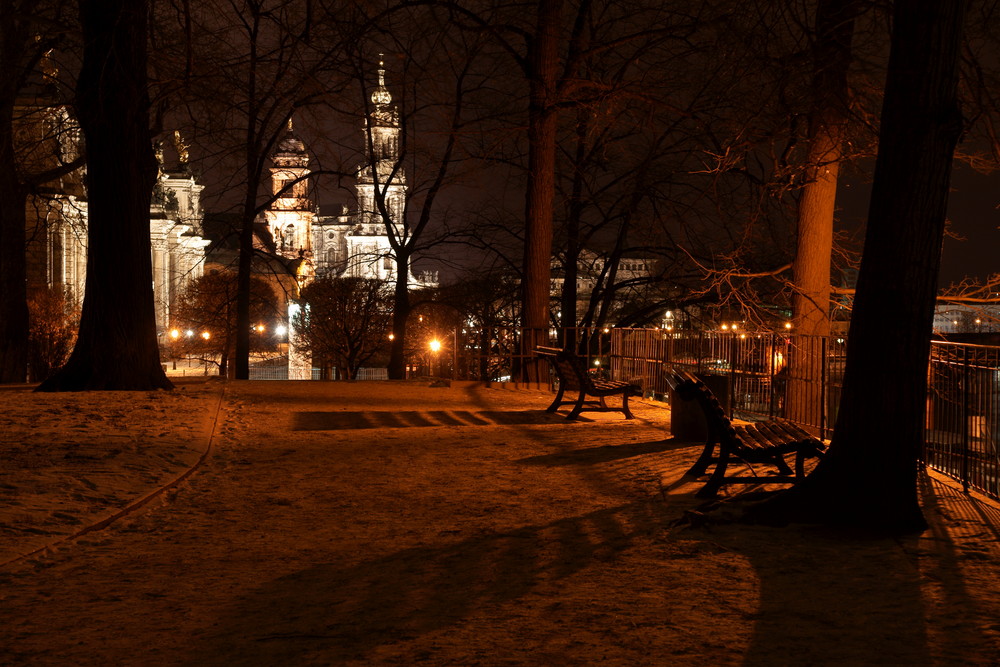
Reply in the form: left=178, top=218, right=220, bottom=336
left=696, top=448, right=731, bottom=498
left=546, top=386, right=565, bottom=413
left=566, top=389, right=587, bottom=420
left=773, top=455, right=794, bottom=476
left=621, top=392, right=634, bottom=419
left=794, top=445, right=824, bottom=478
left=685, top=440, right=717, bottom=477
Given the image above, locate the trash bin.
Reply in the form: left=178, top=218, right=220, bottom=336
left=669, top=373, right=729, bottom=441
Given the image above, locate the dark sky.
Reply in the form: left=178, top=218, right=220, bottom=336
left=838, top=163, right=1000, bottom=287
left=940, top=165, right=1000, bottom=285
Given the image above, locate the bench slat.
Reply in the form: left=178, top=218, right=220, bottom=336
left=666, top=367, right=825, bottom=497
left=535, top=346, right=640, bottom=420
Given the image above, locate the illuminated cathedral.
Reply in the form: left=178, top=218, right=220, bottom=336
left=258, top=59, right=438, bottom=290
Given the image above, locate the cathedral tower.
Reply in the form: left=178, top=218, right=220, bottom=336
left=349, top=57, right=406, bottom=281
left=266, top=118, right=314, bottom=259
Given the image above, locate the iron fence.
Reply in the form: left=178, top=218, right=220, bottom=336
left=608, top=329, right=999, bottom=501
left=925, top=342, right=1000, bottom=499
left=421, top=326, right=614, bottom=384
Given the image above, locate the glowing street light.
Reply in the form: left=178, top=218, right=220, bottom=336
left=169, top=328, right=180, bottom=340
left=200, top=331, right=211, bottom=340
left=429, top=338, right=442, bottom=353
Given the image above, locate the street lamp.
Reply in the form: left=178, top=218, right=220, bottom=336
left=429, top=338, right=441, bottom=376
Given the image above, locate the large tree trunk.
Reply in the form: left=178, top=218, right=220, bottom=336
left=37, top=0, right=170, bottom=391
left=754, top=0, right=966, bottom=534
left=234, top=198, right=256, bottom=381
left=559, top=107, right=589, bottom=339
left=0, top=104, right=29, bottom=383
left=786, top=0, right=857, bottom=425
left=520, top=0, right=562, bottom=378
left=0, top=4, right=39, bottom=384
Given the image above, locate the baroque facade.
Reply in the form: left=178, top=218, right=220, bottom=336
left=258, top=60, right=438, bottom=289
left=25, top=104, right=209, bottom=333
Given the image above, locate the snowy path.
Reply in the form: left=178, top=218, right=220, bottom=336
left=1, top=381, right=998, bottom=665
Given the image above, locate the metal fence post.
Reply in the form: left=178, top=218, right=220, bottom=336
left=962, top=346, right=971, bottom=493
left=821, top=337, right=828, bottom=441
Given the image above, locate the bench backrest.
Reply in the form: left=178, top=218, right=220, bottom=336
left=666, top=368, right=738, bottom=444
left=535, top=346, right=586, bottom=390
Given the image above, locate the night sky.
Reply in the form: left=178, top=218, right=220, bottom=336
left=838, top=163, right=1000, bottom=287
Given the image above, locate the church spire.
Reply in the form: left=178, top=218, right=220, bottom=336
left=371, top=54, right=392, bottom=107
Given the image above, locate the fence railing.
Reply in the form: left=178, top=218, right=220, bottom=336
left=404, top=327, right=614, bottom=383
left=925, top=342, right=1000, bottom=499
left=609, top=329, right=998, bottom=501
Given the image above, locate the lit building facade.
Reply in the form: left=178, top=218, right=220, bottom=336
left=260, top=59, right=437, bottom=289
left=25, top=107, right=209, bottom=333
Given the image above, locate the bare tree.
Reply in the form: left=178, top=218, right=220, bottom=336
left=171, top=270, right=280, bottom=377
left=292, top=276, right=391, bottom=379
left=38, top=0, right=170, bottom=391
left=164, top=0, right=358, bottom=380
left=27, top=285, right=79, bottom=380
left=0, top=0, right=81, bottom=383
left=752, top=0, right=967, bottom=533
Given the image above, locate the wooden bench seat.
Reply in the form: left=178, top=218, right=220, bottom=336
left=535, top=346, right=641, bottom=420
left=665, top=367, right=825, bottom=497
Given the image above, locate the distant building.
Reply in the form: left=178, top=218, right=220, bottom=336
left=24, top=103, right=209, bottom=333
left=934, top=303, right=1000, bottom=334
left=256, top=59, right=438, bottom=290
left=549, top=250, right=668, bottom=327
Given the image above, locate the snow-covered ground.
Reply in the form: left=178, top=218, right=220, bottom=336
left=1, top=379, right=998, bottom=664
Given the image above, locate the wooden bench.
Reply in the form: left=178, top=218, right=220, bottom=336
left=665, top=367, right=825, bottom=497
left=535, top=346, right=641, bottom=420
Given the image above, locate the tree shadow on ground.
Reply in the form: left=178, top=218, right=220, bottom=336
left=684, top=471, right=1000, bottom=664
left=516, top=438, right=690, bottom=466
left=292, top=409, right=562, bottom=430
left=182, top=500, right=676, bottom=664
left=702, top=520, right=932, bottom=665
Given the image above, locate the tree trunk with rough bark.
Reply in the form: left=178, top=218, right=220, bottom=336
left=521, top=0, right=562, bottom=378
left=387, top=250, right=410, bottom=380
left=752, top=0, right=966, bottom=534
left=786, top=0, right=857, bottom=425
left=0, top=105, right=28, bottom=383
left=37, top=0, right=170, bottom=391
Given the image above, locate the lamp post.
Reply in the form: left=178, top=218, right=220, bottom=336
left=429, top=338, right=441, bottom=377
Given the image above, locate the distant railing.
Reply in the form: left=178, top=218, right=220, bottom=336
left=411, top=326, right=614, bottom=384
left=925, top=342, right=1000, bottom=499
left=609, top=328, right=999, bottom=501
